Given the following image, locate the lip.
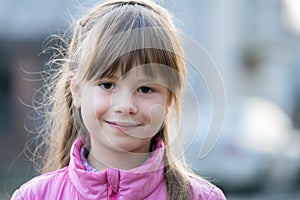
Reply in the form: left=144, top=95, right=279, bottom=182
left=105, top=120, right=140, bottom=131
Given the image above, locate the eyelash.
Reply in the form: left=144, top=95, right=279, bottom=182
left=137, top=86, right=153, bottom=94
left=98, top=82, right=154, bottom=94
left=99, top=82, right=115, bottom=90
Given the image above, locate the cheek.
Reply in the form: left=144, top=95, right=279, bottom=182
left=93, top=90, right=112, bottom=118
left=141, top=100, right=167, bottom=124
left=134, top=101, right=166, bottom=139
left=81, top=93, right=97, bottom=133
left=80, top=87, right=111, bottom=132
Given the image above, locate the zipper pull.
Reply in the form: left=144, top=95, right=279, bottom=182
left=107, top=168, right=120, bottom=200
left=108, top=184, right=118, bottom=200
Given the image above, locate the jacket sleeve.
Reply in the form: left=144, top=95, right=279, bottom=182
left=11, top=189, right=24, bottom=200
left=208, top=187, right=226, bottom=200
left=188, top=176, right=227, bottom=200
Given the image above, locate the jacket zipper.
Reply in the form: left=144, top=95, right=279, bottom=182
left=108, top=185, right=118, bottom=200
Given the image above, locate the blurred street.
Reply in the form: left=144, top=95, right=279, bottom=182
left=227, top=191, right=300, bottom=200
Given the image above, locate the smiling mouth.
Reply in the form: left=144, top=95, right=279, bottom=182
left=105, top=120, right=140, bottom=130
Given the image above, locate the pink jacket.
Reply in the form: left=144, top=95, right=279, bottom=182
left=11, top=137, right=226, bottom=200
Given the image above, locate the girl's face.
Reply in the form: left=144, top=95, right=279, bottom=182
left=73, top=66, right=169, bottom=154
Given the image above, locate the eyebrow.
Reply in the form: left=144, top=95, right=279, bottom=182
left=100, top=75, right=120, bottom=81
left=134, top=77, right=166, bottom=86
left=100, top=73, right=165, bottom=85
left=135, top=77, right=158, bottom=82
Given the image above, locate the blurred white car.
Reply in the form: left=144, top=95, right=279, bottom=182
left=183, top=97, right=300, bottom=192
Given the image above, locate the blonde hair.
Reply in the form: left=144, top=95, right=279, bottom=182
left=39, top=0, right=193, bottom=199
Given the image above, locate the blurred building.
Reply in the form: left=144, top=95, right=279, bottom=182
left=0, top=0, right=75, bottom=198
left=166, top=0, right=300, bottom=116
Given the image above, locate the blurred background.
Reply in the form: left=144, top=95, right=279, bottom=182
left=1, top=0, right=300, bottom=199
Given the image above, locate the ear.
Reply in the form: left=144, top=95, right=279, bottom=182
left=70, top=79, right=81, bottom=108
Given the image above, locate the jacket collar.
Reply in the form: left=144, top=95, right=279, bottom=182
left=68, top=136, right=166, bottom=199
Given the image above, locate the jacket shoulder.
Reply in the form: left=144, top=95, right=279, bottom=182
left=11, top=167, right=74, bottom=200
left=189, top=176, right=226, bottom=200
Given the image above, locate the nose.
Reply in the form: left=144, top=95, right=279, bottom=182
left=112, top=90, right=137, bottom=114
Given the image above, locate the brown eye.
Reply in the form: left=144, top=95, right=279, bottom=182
left=137, top=86, right=153, bottom=94
left=99, top=82, right=115, bottom=90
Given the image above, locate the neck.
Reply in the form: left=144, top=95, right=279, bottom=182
left=87, top=142, right=151, bottom=171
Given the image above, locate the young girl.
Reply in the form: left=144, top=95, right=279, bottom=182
left=12, top=0, right=226, bottom=199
